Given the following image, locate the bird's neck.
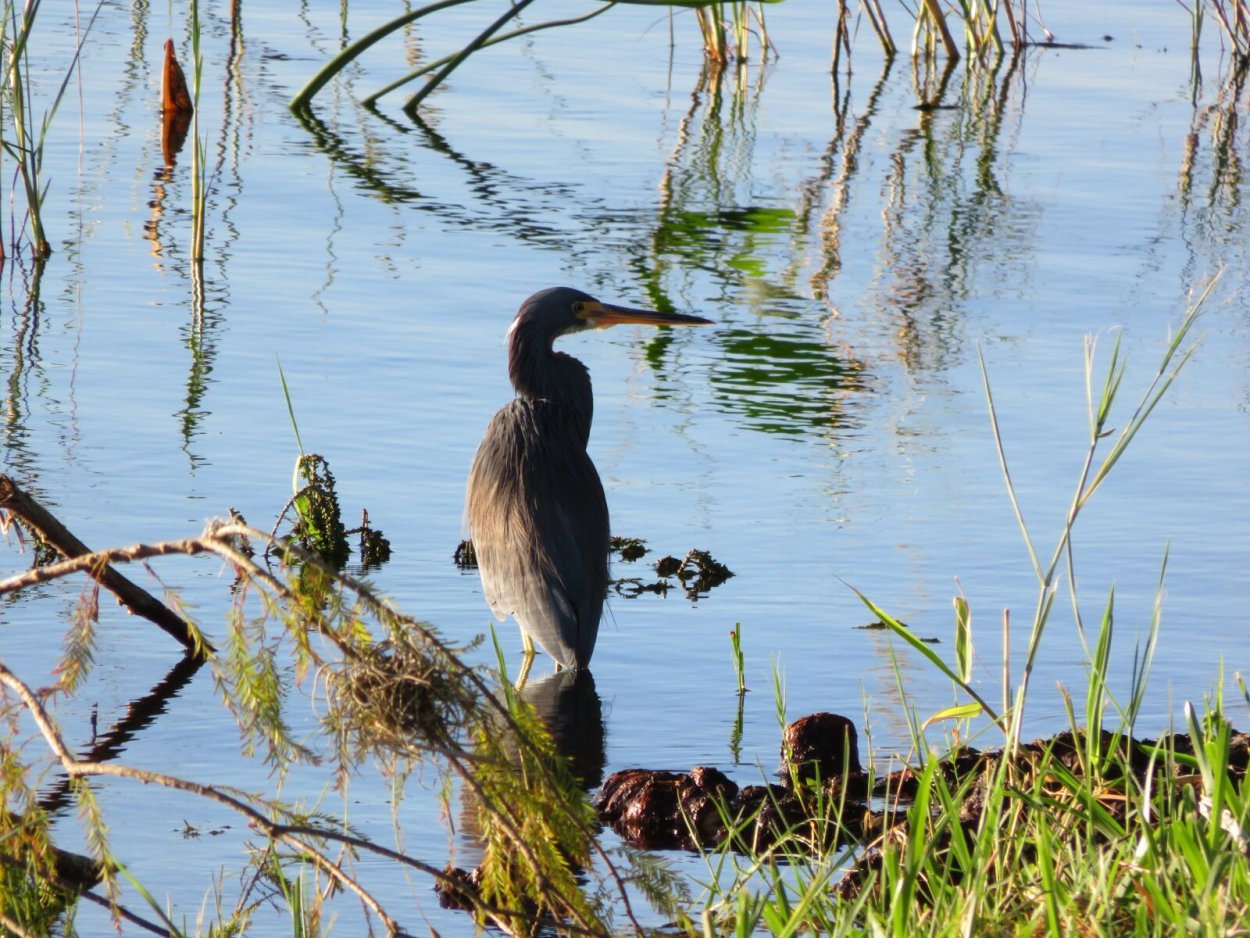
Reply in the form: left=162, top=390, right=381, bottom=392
left=508, top=324, right=594, bottom=446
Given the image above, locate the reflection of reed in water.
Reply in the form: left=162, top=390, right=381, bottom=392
left=0, top=262, right=49, bottom=487
left=873, top=54, right=1033, bottom=374
left=711, top=325, right=868, bottom=441
left=648, top=61, right=778, bottom=307
left=646, top=60, right=876, bottom=443
left=797, top=63, right=895, bottom=301
left=1178, top=60, right=1250, bottom=261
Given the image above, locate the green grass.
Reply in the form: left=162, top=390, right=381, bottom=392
left=687, top=282, right=1249, bottom=936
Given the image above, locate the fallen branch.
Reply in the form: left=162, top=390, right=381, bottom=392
left=0, top=475, right=211, bottom=657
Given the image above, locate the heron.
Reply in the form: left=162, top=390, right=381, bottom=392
left=466, top=287, right=711, bottom=674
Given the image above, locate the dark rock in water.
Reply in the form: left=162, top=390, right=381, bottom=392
left=594, top=765, right=738, bottom=850
left=782, top=712, right=863, bottom=782
left=731, top=782, right=806, bottom=851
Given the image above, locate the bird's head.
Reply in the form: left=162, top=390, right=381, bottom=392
left=510, top=286, right=712, bottom=348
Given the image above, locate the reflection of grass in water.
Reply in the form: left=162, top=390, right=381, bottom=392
left=652, top=207, right=795, bottom=279
left=1177, top=54, right=1250, bottom=283
left=712, top=326, right=869, bottom=439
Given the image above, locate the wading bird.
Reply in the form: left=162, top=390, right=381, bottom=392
left=466, top=287, right=711, bottom=674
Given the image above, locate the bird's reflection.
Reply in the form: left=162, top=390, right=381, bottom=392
left=516, top=668, right=606, bottom=792
left=454, top=668, right=606, bottom=869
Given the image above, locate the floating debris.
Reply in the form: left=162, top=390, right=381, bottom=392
left=460, top=533, right=733, bottom=601
left=594, top=766, right=740, bottom=851
left=353, top=508, right=391, bottom=569
left=611, top=539, right=734, bottom=601
left=856, top=619, right=906, bottom=630
left=610, top=535, right=648, bottom=562
left=453, top=539, right=477, bottom=569
left=596, top=712, right=866, bottom=852
left=856, top=618, right=938, bottom=643
left=593, top=709, right=1250, bottom=897
left=610, top=577, right=670, bottom=599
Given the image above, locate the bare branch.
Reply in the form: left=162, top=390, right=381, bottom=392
left=0, top=474, right=210, bottom=656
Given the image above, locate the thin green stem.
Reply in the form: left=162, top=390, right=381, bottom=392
left=403, top=0, right=540, bottom=117
left=363, top=3, right=615, bottom=108
left=289, top=0, right=479, bottom=113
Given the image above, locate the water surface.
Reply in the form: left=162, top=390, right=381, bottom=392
left=1, top=1, right=1248, bottom=931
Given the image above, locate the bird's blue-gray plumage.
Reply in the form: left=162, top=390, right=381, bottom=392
left=467, top=289, right=609, bottom=669
left=467, top=287, right=710, bottom=671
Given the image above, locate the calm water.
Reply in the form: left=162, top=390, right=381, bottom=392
left=2, top=0, right=1248, bottom=931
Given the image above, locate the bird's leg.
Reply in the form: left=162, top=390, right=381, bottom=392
left=515, top=632, right=536, bottom=690
left=514, top=652, right=534, bottom=690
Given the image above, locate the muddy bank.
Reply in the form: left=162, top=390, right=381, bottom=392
left=592, top=712, right=1250, bottom=897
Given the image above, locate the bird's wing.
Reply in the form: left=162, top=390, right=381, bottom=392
left=466, top=400, right=608, bottom=668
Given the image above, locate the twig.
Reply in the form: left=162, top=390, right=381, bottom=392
left=0, top=520, right=635, bottom=934
left=0, top=660, right=401, bottom=934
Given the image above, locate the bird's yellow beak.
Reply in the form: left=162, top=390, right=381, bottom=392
left=580, top=300, right=713, bottom=329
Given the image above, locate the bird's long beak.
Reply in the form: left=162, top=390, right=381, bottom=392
left=584, top=301, right=713, bottom=329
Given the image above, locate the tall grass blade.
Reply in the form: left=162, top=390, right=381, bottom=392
left=953, top=588, right=972, bottom=683
left=978, top=344, right=1042, bottom=581
left=847, top=582, right=999, bottom=724
left=1084, top=587, right=1114, bottom=749
left=1, top=0, right=101, bottom=256
left=277, top=361, right=306, bottom=456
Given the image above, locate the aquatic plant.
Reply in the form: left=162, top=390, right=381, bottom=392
left=290, top=0, right=782, bottom=118
left=0, top=0, right=102, bottom=258
left=0, top=514, right=653, bottom=933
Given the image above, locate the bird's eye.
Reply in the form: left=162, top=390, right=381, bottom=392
left=572, top=301, right=588, bottom=317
